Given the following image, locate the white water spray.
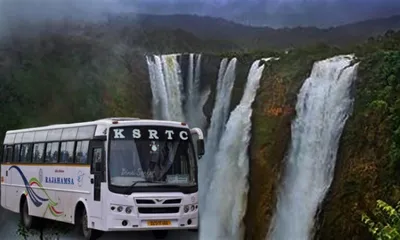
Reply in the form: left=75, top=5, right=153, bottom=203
left=147, top=55, right=170, bottom=120
left=200, top=60, right=265, bottom=240
left=161, top=54, right=185, bottom=121
left=198, top=57, right=237, bottom=209
left=185, top=54, right=211, bottom=131
left=267, top=55, right=359, bottom=240
left=146, top=53, right=209, bottom=128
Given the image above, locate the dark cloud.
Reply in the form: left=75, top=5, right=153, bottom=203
left=120, top=0, right=400, bottom=27
left=0, top=0, right=399, bottom=37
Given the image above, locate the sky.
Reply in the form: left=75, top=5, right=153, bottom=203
left=126, top=0, right=400, bottom=27
left=0, top=0, right=400, bottom=35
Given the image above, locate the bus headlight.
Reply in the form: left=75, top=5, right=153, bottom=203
left=184, top=205, right=189, bottom=213
left=184, top=204, right=197, bottom=213
left=117, top=206, right=123, bottom=212
left=125, top=207, right=132, bottom=214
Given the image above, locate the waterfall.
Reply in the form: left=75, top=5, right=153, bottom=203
left=184, top=54, right=211, bottom=131
left=161, top=54, right=185, bottom=121
left=200, top=60, right=265, bottom=240
left=146, top=53, right=209, bottom=129
left=198, top=57, right=237, bottom=211
left=146, top=55, right=170, bottom=120
left=267, top=55, right=359, bottom=240
left=146, top=54, right=271, bottom=240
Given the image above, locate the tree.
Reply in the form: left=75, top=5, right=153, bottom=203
left=361, top=200, right=400, bottom=239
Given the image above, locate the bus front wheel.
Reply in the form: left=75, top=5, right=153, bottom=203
left=78, top=208, right=103, bottom=240
left=20, top=198, right=41, bottom=230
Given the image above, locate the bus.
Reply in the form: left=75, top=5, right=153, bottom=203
left=0, top=118, right=204, bottom=240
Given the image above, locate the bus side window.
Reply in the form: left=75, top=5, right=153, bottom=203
left=6, top=146, right=13, bottom=163
left=75, top=141, right=89, bottom=164
left=59, top=141, right=74, bottom=163
left=1, top=145, right=13, bottom=163
left=45, top=142, right=59, bottom=163
left=14, top=144, right=21, bottom=163
left=20, top=144, right=33, bottom=163
left=32, top=143, right=45, bottom=163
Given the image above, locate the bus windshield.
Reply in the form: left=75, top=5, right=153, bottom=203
left=108, top=126, right=197, bottom=187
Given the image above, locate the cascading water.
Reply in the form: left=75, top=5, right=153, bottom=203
left=198, top=57, right=237, bottom=210
left=267, top=55, right=359, bottom=240
left=200, top=60, right=265, bottom=240
left=147, top=55, right=170, bottom=120
left=161, top=54, right=185, bottom=121
left=146, top=54, right=272, bottom=240
left=146, top=53, right=210, bottom=130
left=184, top=54, right=211, bottom=131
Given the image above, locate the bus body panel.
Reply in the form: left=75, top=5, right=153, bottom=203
left=2, top=164, right=92, bottom=224
left=0, top=174, right=5, bottom=209
left=1, top=163, right=199, bottom=231
left=0, top=118, right=202, bottom=233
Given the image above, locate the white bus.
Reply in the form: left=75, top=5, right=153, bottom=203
left=0, top=118, right=204, bottom=240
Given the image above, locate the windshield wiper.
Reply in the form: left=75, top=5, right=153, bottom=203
left=123, top=180, right=194, bottom=194
left=129, top=180, right=152, bottom=187
left=131, top=180, right=167, bottom=186
left=123, top=180, right=152, bottom=194
left=124, top=180, right=166, bottom=193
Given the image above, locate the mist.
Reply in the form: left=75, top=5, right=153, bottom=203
left=0, top=0, right=136, bottom=38
left=1, top=0, right=399, bottom=37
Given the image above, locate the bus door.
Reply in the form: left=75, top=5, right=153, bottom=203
left=88, top=140, right=104, bottom=219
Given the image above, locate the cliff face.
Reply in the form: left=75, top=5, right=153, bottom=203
left=316, top=50, right=400, bottom=240
left=244, top=36, right=400, bottom=240
left=244, top=46, right=344, bottom=240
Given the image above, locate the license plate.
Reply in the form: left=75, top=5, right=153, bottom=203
left=147, top=220, right=171, bottom=226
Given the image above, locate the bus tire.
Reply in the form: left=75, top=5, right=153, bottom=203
left=20, top=197, right=41, bottom=230
left=76, top=206, right=103, bottom=240
left=152, top=230, right=168, bottom=239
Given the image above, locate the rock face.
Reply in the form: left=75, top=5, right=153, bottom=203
left=244, top=52, right=320, bottom=240
left=243, top=47, right=357, bottom=240
left=316, top=51, right=400, bottom=240
left=244, top=46, right=400, bottom=240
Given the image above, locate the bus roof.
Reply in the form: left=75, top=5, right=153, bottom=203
left=3, top=117, right=190, bottom=145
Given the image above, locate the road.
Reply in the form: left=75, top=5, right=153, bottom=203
left=0, top=210, right=198, bottom=240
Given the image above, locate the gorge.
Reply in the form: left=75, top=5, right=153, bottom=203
left=0, top=27, right=399, bottom=240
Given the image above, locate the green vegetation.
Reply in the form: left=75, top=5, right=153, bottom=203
left=316, top=31, right=400, bottom=240
left=360, top=51, right=400, bottom=176
left=361, top=200, right=400, bottom=240
left=0, top=32, right=153, bottom=141
left=241, top=30, right=400, bottom=240
left=0, top=15, right=400, bottom=240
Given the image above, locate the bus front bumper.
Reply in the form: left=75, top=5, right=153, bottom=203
left=105, top=213, right=198, bottom=231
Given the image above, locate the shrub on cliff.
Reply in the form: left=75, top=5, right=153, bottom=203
left=358, top=50, right=400, bottom=177
left=361, top=200, right=400, bottom=239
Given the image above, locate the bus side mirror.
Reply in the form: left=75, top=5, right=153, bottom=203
left=190, top=127, right=205, bottom=159
left=197, top=139, right=205, bottom=159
